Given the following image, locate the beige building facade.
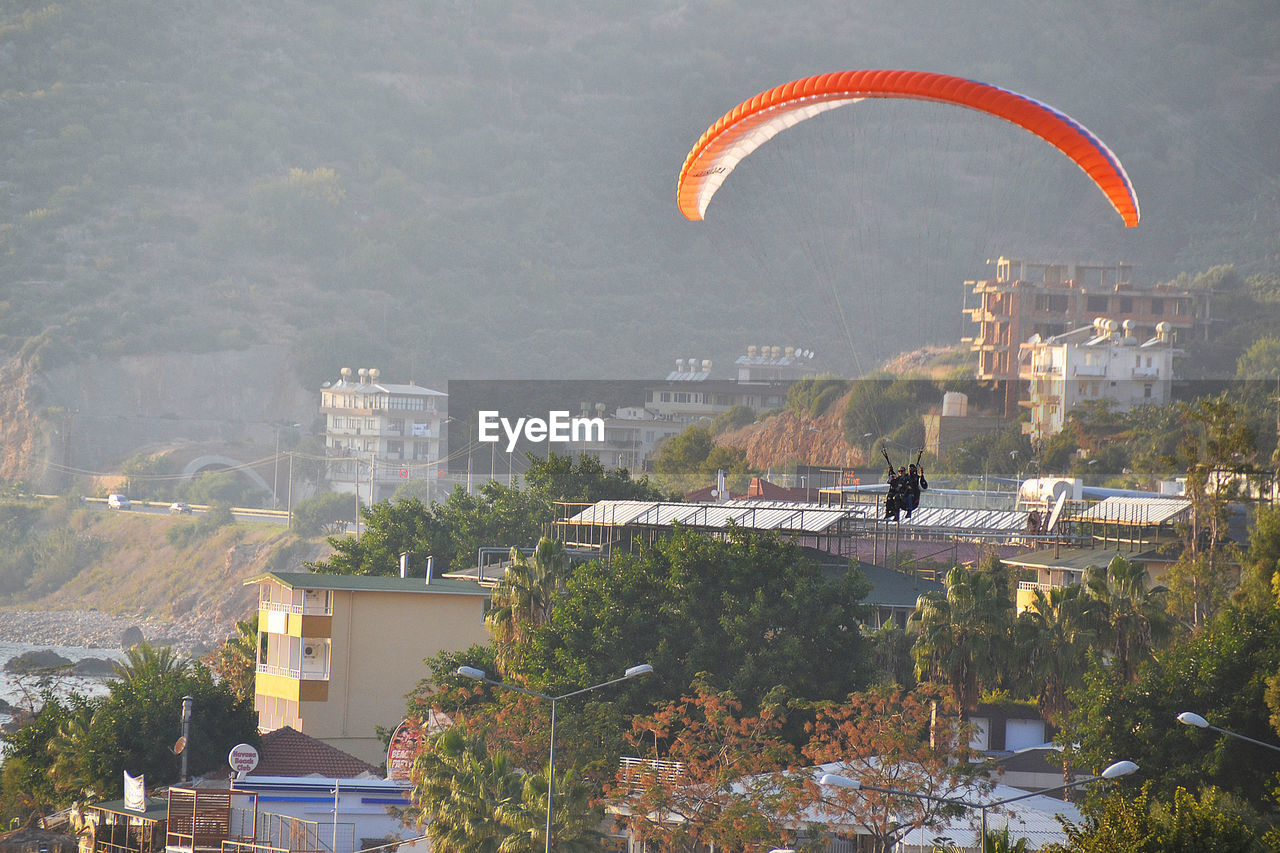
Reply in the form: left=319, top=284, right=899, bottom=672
left=246, top=571, right=490, bottom=766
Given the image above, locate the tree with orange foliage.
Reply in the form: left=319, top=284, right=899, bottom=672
left=802, top=685, right=988, bottom=853
left=606, top=679, right=803, bottom=852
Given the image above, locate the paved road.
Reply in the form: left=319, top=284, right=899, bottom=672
left=80, top=497, right=289, bottom=526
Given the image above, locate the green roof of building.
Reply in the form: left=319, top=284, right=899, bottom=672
left=852, top=561, right=945, bottom=608
left=88, top=797, right=168, bottom=821
left=243, top=571, right=489, bottom=596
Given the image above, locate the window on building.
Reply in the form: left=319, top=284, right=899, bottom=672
left=1144, top=384, right=1153, bottom=398
left=387, top=440, right=404, bottom=458
left=1150, top=298, right=1164, bottom=314
left=1086, top=295, right=1108, bottom=312
left=1119, top=297, right=1133, bottom=312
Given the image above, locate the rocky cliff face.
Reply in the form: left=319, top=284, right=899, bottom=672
left=717, top=402, right=867, bottom=470
left=3, top=346, right=317, bottom=491
left=0, top=358, right=46, bottom=484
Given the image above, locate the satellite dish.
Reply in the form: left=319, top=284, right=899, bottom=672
left=172, top=736, right=187, bottom=755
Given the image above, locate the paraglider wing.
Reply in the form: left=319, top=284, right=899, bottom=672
left=676, top=69, right=1139, bottom=227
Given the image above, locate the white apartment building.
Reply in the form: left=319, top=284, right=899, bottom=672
left=1019, top=319, right=1177, bottom=442
left=565, top=405, right=688, bottom=473
left=321, top=367, right=447, bottom=504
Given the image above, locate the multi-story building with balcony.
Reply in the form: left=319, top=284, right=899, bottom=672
left=320, top=367, right=447, bottom=504
left=645, top=359, right=791, bottom=424
left=246, top=571, right=490, bottom=766
left=1018, top=318, right=1177, bottom=442
left=963, top=256, right=1210, bottom=414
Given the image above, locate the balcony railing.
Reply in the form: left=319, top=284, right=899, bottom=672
left=616, top=757, right=686, bottom=795
left=257, top=600, right=332, bottom=616
left=256, top=662, right=330, bottom=681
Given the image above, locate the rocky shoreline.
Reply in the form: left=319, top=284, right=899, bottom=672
left=0, top=608, right=237, bottom=658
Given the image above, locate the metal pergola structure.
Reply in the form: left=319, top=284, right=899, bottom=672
left=553, top=498, right=1089, bottom=572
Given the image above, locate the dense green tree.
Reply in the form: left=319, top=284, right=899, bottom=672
left=0, top=693, right=75, bottom=822
left=1081, top=554, right=1172, bottom=682
left=312, top=454, right=657, bottom=577
left=841, top=374, right=939, bottom=449
left=431, top=483, right=548, bottom=575
left=410, top=729, right=525, bottom=853
left=313, top=496, right=454, bottom=576
left=1047, top=784, right=1267, bottom=853
left=522, top=453, right=668, bottom=503
left=486, top=538, right=571, bottom=673
left=408, top=728, right=601, bottom=853
left=787, top=376, right=851, bottom=418
left=1162, top=396, right=1255, bottom=627
left=113, top=641, right=188, bottom=683
left=82, top=652, right=258, bottom=797
left=651, top=425, right=758, bottom=493
left=209, top=614, right=259, bottom=703
left=1060, top=604, right=1280, bottom=810
left=177, top=469, right=269, bottom=508
left=711, top=405, right=756, bottom=435
left=291, top=491, right=359, bottom=536
left=909, top=563, right=1014, bottom=714
left=1014, top=583, right=1097, bottom=725
left=47, top=699, right=101, bottom=803
left=521, top=527, right=873, bottom=716
left=1238, top=504, right=1280, bottom=609
left=652, top=426, right=715, bottom=492
left=2, top=644, right=258, bottom=807
left=501, top=770, right=605, bottom=853
left=1236, top=335, right=1280, bottom=381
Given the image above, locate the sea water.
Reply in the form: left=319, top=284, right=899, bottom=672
left=0, top=639, right=124, bottom=720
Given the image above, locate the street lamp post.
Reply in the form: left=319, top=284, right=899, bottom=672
left=458, top=663, right=654, bottom=853
left=819, top=759, right=1137, bottom=848
left=1177, top=711, right=1280, bottom=754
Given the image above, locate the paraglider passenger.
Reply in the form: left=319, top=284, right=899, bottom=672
left=884, top=465, right=902, bottom=521
left=905, top=463, right=927, bottom=517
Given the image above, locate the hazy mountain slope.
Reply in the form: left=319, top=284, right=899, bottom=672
left=1, top=0, right=1277, bottom=386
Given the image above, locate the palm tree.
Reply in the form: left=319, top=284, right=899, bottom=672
left=498, top=769, right=604, bottom=853
left=112, top=641, right=189, bottom=684
left=908, top=565, right=1012, bottom=714
left=209, top=615, right=259, bottom=702
left=47, top=700, right=100, bottom=804
left=1082, top=553, right=1171, bottom=682
left=486, top=537, right=570, bottom=670
left=1015, top=584, right=1096, bottom=725
left=412, top=729, right=524, bottom=853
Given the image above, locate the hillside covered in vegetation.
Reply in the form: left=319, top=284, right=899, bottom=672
left=3, top=0, right=1278, bottom=389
